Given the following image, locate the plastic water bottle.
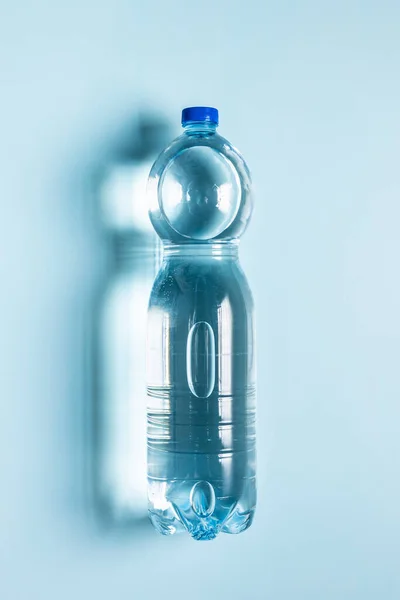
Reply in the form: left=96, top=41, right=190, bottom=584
left=147, top=107, right=256, bottom=540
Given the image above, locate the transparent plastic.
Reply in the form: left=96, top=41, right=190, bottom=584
left=147, top=116, right=256, bottom=540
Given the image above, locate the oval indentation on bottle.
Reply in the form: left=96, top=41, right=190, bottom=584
left=190, top=481, right=216, bottom=518
left=186, top=321, right=215, bottom=398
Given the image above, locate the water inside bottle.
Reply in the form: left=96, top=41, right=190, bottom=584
left=147, top=250, right=256, bottom=540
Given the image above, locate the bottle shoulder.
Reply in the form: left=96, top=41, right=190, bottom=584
left=152, top=131, right=249, bottom=165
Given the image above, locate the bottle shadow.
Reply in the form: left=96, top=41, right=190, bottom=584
left=86, top=113, right=171, bottom=536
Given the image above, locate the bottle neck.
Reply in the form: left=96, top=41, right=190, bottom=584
left=183, top=121, right=217, bottom=135
left=163, top=241, right=239, bottom=260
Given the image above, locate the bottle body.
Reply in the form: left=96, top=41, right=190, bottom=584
left=147, top=245, right=256, bottom=540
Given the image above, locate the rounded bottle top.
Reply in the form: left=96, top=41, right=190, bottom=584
left=148, top=107, right=253, bottom=244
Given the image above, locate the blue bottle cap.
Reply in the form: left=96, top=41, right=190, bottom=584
left=181, top=106, right=219, bottom=126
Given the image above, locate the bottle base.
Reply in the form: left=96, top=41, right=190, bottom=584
left=148, top=478, right=256, bottom=541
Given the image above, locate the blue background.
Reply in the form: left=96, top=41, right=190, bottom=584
left=0, top=1, right=399, bottom=598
